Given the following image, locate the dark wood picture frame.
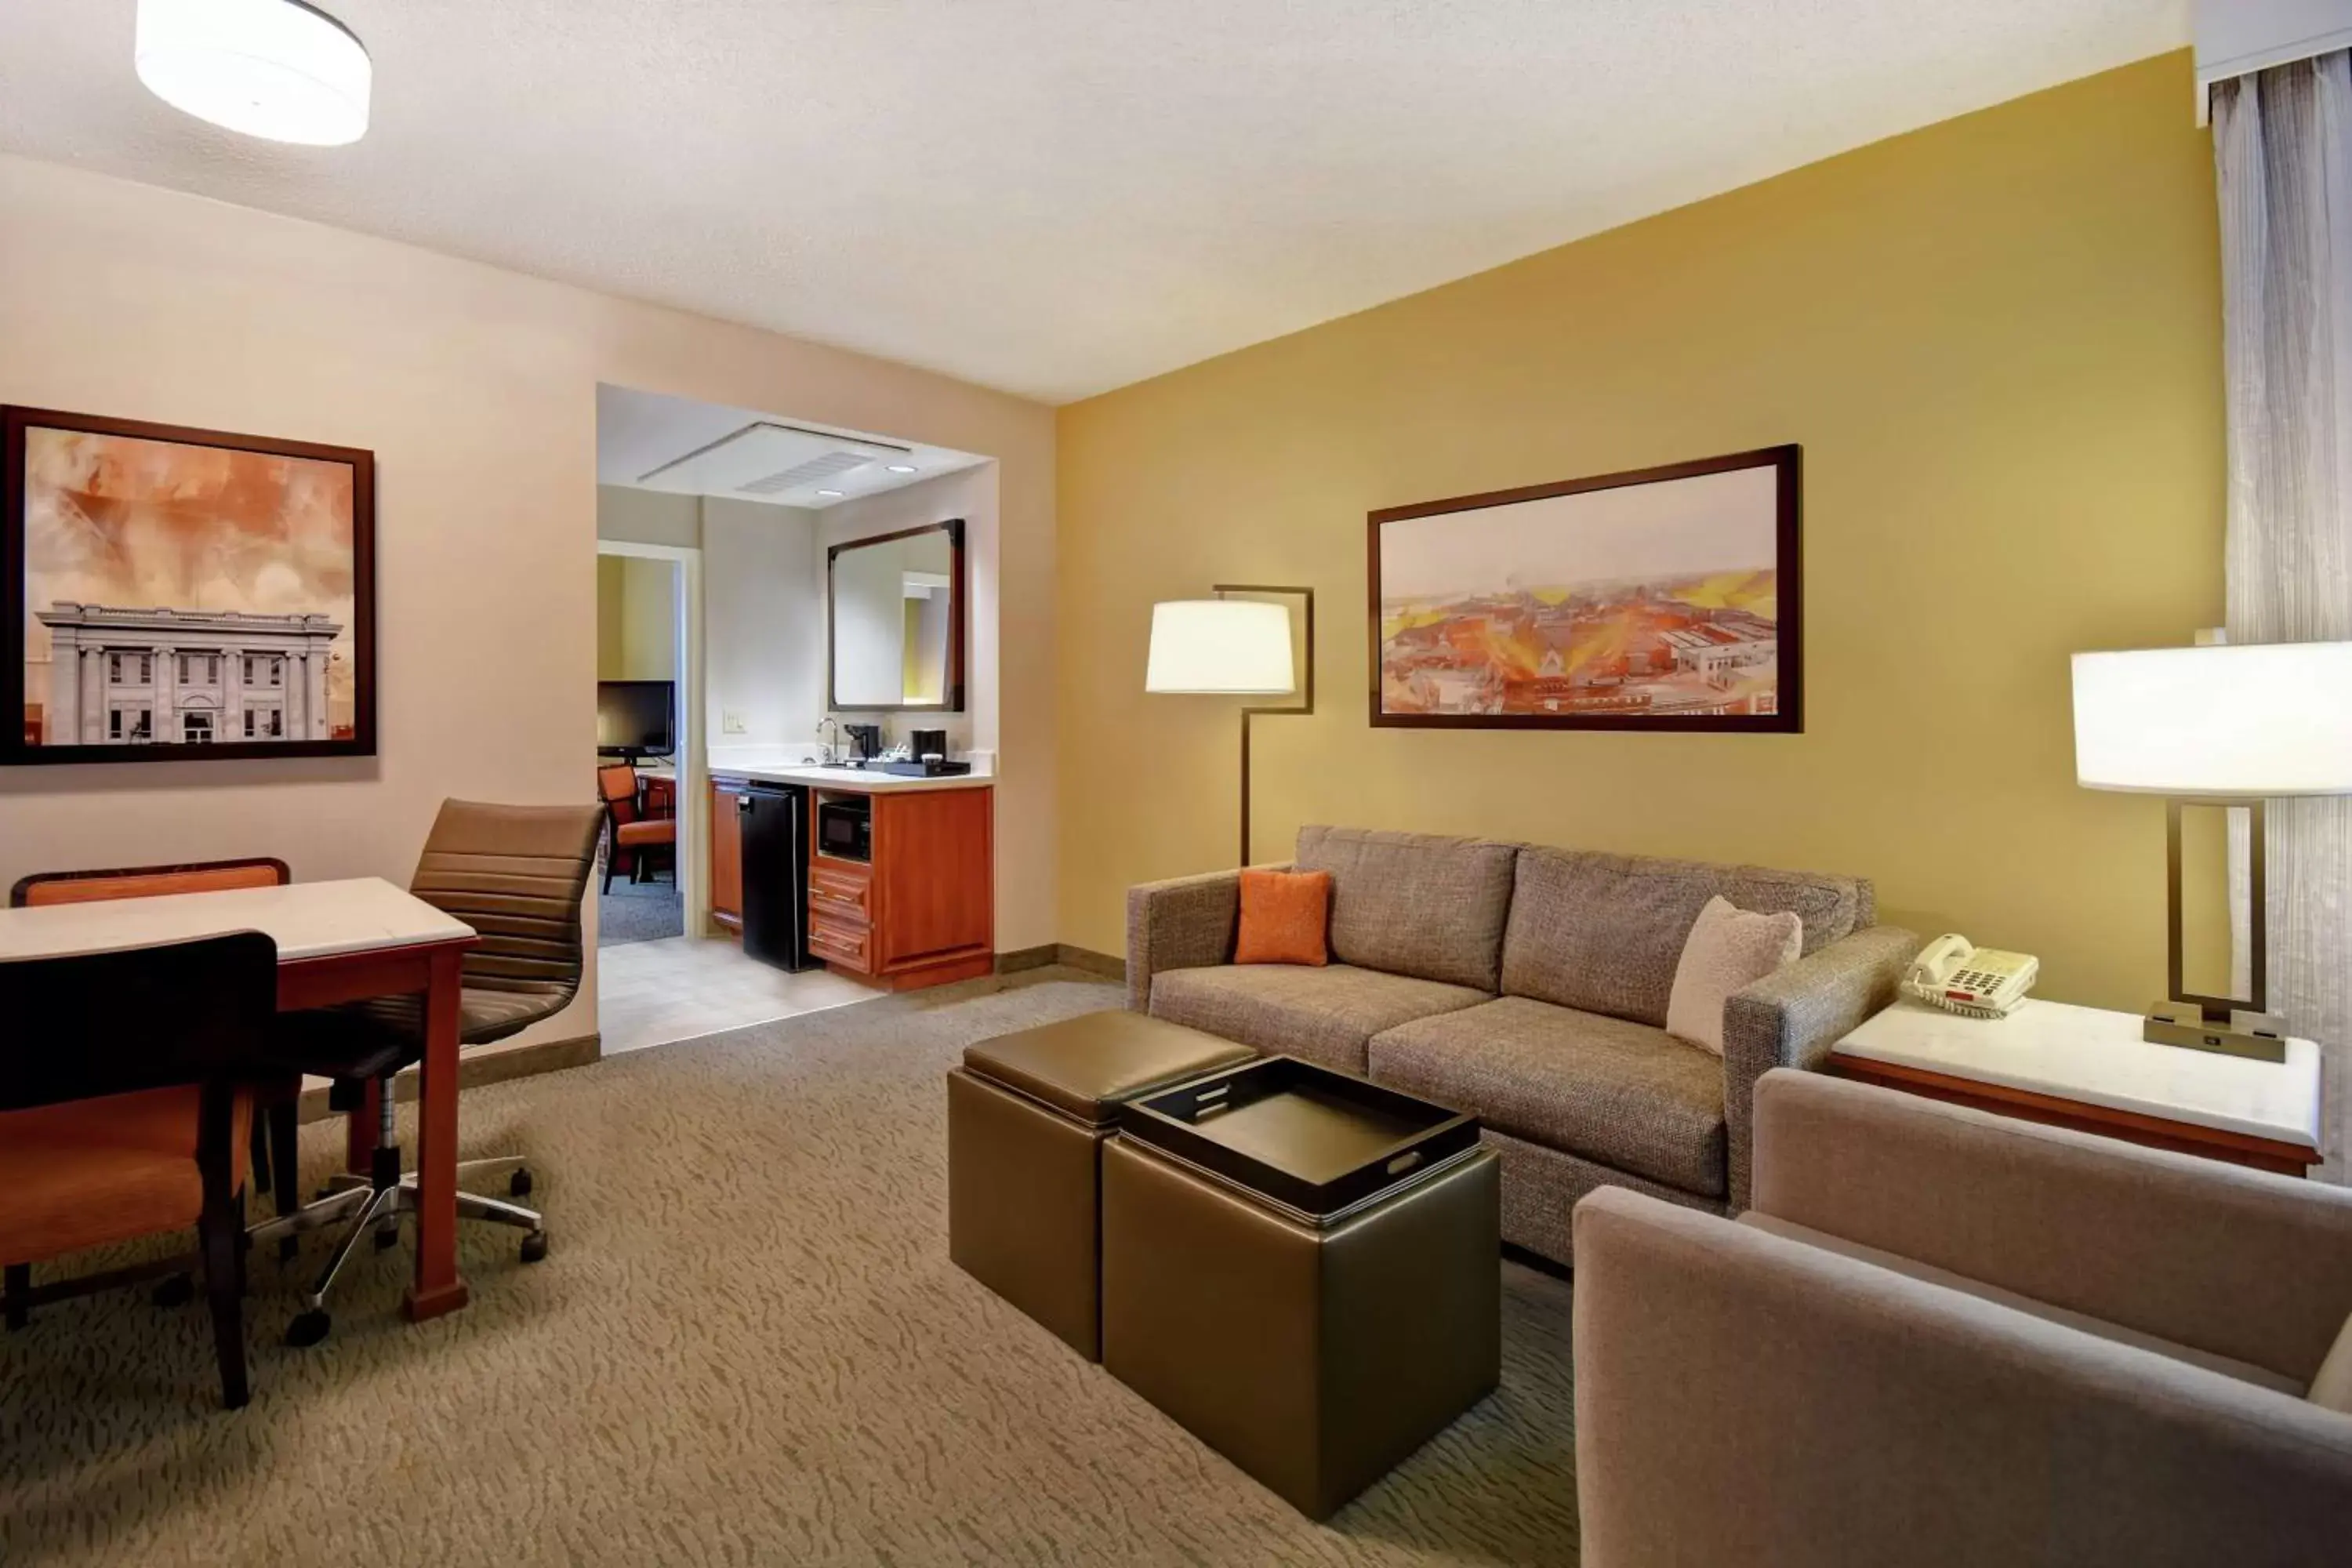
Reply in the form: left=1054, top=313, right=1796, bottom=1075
left=2, top=405, right=378, bottom=765
left=825, top=517, right=966, bottom=713
left=1367, top=444, right=1802, bottom=733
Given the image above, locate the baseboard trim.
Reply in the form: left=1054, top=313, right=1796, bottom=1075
left=995, top=944, right=1059, bottom=975
left=295, top=1031, right=603, bottom=1123
left=1053, top=944, right=1127, bottom=980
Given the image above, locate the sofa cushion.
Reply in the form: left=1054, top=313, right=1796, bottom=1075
left=1294, top=825, right=1517, bottom=991
left=1368, top=996, right=1726, bottom=1196
left=1501, top=848, right=1870, bottom=1027
left=1149, top=963, right=1489, bottom=1075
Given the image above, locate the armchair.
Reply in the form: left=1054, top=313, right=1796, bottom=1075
left=1572, top=1069, right=2352, bottom=1566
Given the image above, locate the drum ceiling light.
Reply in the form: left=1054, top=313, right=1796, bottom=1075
left=135, top=0, right=372, bottom=147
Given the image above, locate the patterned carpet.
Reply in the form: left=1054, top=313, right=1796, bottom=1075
left=597, top=875, right=683, bottom=946
left=0, top=969, right=1581, bottom=1567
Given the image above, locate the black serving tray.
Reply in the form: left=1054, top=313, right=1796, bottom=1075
left=881, top=758, right=973, bottom=777
left=1117, top=1056, right=1479, bottom=1222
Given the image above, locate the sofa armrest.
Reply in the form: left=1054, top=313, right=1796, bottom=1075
left=1719, top=923, right=1915, bottom=1211
left=1123, top=869, right=1248, bottom=1012
left=1572, top=1188, right=2352, bottom=1568
left=1750, top=1068, right=2352, bottom=1387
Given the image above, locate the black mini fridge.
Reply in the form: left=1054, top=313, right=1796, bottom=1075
left=739, top=782, right=816, bottom=971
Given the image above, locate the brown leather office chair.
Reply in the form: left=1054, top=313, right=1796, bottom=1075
left=255, top=800, right=602, bottom=1345
left=0, top=932, right=280, bottom=1408
left=10, top=858, right=303, bottom=1228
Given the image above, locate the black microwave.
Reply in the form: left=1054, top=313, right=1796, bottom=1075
left=816, top=795, right=872, bottom=862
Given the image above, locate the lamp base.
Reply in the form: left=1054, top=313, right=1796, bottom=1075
left=2143, top=1000, right=2288, bottom=1062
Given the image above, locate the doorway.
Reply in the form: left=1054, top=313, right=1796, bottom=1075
left=596, top=541, right=699, bottom=950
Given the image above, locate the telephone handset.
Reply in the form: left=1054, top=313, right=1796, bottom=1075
left=1904, top=934, right=2038, bottom=1020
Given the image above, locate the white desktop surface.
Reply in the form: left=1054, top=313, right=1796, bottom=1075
left=1835, top=996, right=2321, bottom=1150
left=0, top=877, right=474, bottom=964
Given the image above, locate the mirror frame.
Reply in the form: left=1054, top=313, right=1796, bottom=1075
left=826, top=517, right=967, bottom=713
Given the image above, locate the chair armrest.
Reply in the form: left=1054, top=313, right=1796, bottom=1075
left=1123, top=869, right=1247, bottom=1012
left=1750, top=1068, right=2352, bottom=1386
left=1720, top=923, right=1915, bottom=1210
left=1572, top=1188, right=2352, bottom=1568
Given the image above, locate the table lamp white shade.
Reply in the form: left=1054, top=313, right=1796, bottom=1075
left=136, top=0, right=372, bottom=147
left=2072, top=641, right=2352, bottom=797
left=1146, top=600, right=1296, bottom=695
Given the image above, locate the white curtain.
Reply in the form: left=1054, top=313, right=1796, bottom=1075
left=2214, top=52, right=2352, bottom=1181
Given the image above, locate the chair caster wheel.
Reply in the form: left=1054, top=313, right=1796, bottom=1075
left=521, top=1230, right=549, bottom=1264
left=372, top=1222, right=399, bottom=1251
left=285, top=1309, right=331, bottom=1348
left=151, top=1273, right=194, bottom=1308
left=277, top=1236, right=299, bottom=1265
left=509, top=1170, right=534, bottom=1199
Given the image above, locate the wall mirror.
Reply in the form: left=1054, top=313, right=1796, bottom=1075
left=828, top=519, right=965, bottom=712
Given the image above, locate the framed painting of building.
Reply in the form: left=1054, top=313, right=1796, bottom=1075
left=2, top=406, right=376, bottom=764
left=1368, top=445, right=1801, bottom=732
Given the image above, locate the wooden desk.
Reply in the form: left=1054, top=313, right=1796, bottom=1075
left=1834, top=996, right=2323, bottom=1176
left=0, top=878, right=481, bottom=1319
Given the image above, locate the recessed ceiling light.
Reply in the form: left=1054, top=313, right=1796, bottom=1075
left=816, top=489, right=844, bottom=498
left=136, top=0, right=372, bottom=147
left=887, top=464, right=917, bottom=474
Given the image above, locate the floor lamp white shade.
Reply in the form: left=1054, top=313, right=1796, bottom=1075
left=1145, top=600, right=1296, bottom=695
left=2072, top=641, right=2352, bottom=797
left=136, top=0, right=372, bottom=147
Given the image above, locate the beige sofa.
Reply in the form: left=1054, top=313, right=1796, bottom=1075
left=1125, top=826, right=1917, bottom=1261
left=1573, top=1069, right=2352, bottom=1566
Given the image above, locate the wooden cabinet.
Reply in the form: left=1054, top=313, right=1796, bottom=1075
left=810, top=785, right=993, bottom=991
left=708, top=776, right=746, bottom=931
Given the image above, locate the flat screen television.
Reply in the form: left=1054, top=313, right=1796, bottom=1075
left=597, top=680, right=675, bottom=760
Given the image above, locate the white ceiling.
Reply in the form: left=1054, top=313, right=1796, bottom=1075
left=0, top=2, right=2187, bottom=404
left=596, top=385, right=986, bottom=510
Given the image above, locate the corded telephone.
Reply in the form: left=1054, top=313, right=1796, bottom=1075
left=1904, top=934, right=2039, bottom=1020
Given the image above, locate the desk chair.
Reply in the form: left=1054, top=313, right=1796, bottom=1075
left=598, top=763, right=675, bottom=891
left=11, top=858, right=302, bottom=1229
left=254, top=800, right=601, bottom=1345
left=0, top=933, right=280, bottom=1408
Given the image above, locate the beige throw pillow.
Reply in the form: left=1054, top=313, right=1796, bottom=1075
left=1666, top=895, right=1802, bottom=1055
left=2310, top=1312, right=2352, bottom=1414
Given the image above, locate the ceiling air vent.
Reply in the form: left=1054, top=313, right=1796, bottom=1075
left=637, top=420, right=910, bottom=499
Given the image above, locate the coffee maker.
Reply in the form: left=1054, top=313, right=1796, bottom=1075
left=844, top=723, right=884, bottom=765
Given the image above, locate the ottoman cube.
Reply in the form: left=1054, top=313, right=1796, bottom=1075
left=947, top=1010, right=1254, bottom=1359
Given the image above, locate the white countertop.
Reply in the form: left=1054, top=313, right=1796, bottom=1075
left=1835, top=996, right=2321, bottom=1150
left=0, top=877, right=474, bottom=964
left=706, top=761, right=992, bottom=793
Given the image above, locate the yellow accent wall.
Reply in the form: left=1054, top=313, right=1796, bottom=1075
left=1055, top=52, right=2223, bottom=1011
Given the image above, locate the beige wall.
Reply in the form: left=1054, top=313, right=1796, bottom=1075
left=1055, top=53, right=2224, bottom=1011
left=699, top=496, right=825, bottom=753
left=596, top=554, right=675, bottom=681
left=0, top=151, right=1059, bottom=1052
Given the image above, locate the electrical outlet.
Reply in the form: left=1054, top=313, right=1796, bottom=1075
left=722, top=710, right=748, bottom=735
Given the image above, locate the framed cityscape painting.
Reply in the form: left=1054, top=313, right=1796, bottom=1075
left=2, top=406, right=376, bottom=764
left=1368, top=445, right=1801, bottom=732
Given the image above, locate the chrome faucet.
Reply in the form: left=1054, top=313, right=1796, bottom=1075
left=816, top=717, right=842, bottom=765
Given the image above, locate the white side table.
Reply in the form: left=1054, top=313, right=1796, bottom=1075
left=1832, top=996, right=2323, bottom=1176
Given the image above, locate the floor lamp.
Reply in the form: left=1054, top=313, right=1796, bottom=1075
left=2072, top=640, right=2352, bottom=1061
left=1145, top=586, right=1315, bottom=866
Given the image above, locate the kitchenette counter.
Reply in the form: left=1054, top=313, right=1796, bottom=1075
left=706, top=761, right=992, bottom=793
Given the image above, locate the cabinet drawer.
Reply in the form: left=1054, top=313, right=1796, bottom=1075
left=808, top=916, right=870, bottom=971
left=808, top=886, right=869, bottom=929
left=808, top=862, right=871, bottom=913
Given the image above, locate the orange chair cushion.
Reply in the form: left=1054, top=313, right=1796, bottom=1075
left=1233, top=868, right=1333, bottom=967
left=597, top=765, right=641, bottom=811
left=615, top=818, right=676, bottom=848
left=0, top=1087, right=251, bottom=1265
left=20, top=863, right=281, bottom=906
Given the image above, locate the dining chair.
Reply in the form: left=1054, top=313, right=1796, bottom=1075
left=597, top=762, right=674, bottom=892
left=255, top=799, right=602, bottom=1345
left=11, top=858, right=303, bottom=1229
left=0, top=931, right=281, bottom=1408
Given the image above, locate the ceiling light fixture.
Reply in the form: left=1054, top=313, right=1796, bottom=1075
left=816, top=489, right=845, bottom=498
left=135, top=0, right=372, bottom=147
left=887, top=464, right=917, bottom=474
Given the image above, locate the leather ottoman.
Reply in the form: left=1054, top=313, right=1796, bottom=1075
left=947, top=1010, right=1255, bottom=1359
left=1100, top=1061, right=1501, bottom=1519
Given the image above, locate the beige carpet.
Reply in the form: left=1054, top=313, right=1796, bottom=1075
left=0, top=969, right=1581, bottom=1566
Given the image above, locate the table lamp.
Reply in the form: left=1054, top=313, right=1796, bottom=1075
left=2071, top=640, right=2352, bottom=1060
left=1145, top=586, right=1314, bottom=865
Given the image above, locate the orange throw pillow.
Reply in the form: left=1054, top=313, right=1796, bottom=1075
left=1234, top=868, right=1333, bottom=966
